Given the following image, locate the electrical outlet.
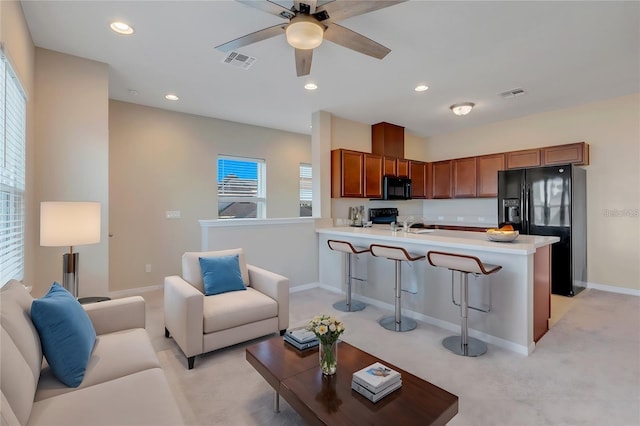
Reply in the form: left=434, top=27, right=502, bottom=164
left=165, top=210, right=181, bottom=219
left=145, top=264, right=151, bottom=273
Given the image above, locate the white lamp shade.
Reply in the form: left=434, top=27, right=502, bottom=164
left=286, top=16, right=324, bottom=49
left=40, top=202, right=101, bottom=247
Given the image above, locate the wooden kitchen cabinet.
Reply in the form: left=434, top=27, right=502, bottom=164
left=383, top=157, right=396, bottom=176
left=364, top=153, right=383, bottom=198
left=409, top=161, right=428, bottom=199
left=506, top=149, right=541, bottom=169
left=331, top=149, right=363, bottom=198
left=542, top=142, right=589, bottom=166
left=383, top=157, right=409, bottom=177
left=397, top=159, right=409, bottom=177
left=431, top=160, right=452, bottom=199
left=372, top=122, right=404, bottom=158
left=453, top=157, right=477, bottom=198
left=476, top=153, right=505, bottom=197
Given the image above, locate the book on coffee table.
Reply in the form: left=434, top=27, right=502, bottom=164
left=352, top=378, right=402, bottom=403
left=284, top=334, right=318, bottom=351
left=352, top=362, right=401, bottom=394
left=285, top=328, right=318, bottom=344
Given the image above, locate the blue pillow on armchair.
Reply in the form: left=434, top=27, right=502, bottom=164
left=31, top=282, right=96, bottom=387
left=199, top=254, right=247, bottom=296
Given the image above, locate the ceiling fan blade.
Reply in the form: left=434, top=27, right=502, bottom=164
left=319, top=0, right=406, bottom=23
left=237, top=0, right=295, bottom=19
left=294, top=0, right=318, bottom=14
left=323, top=23, right=390, bottom=59
left=215, top=24, right=285, bottom=53
left=295, top=48, right=313, bottom=76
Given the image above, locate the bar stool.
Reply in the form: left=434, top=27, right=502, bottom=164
left=327, top=240, right=368, bottom=312
left=369, top=244, right=425, bottom=332
left=426, top=250, right=501, bottom=357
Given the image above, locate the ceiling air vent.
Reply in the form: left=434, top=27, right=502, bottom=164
left=499, top=88, right=526, bottom=99
left=221, top=51, right=257, bottom=70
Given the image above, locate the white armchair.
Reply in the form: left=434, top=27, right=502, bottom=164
left=164, top=248, right=289, bottom=369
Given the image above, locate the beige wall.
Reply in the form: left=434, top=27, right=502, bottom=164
left=108, top=101, right=310, bottom=291
left=34, top=49, right=110, bottom=297
left=1, top=0, right=36, bottom=286
left=425, top=94, right=640, bottom=291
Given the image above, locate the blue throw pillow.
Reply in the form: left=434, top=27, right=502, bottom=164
left=200, top=254, right=247, bottom=296
left=31, top=282, right=96, bottom=387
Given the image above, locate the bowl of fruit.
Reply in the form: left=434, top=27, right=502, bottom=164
left=486, top=224, right=519, bottom=242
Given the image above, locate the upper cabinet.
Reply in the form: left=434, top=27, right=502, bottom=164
left=507, top=142, right=589, bottom=169
left=409, top=161, right=428, bottom=199
left=476, top=153, right=505, bottom=197
left=383, top=157, right=410, bottom=177
left=542, top=142, right=589, bottom=166
left=506, top=149, right=541, bottom=169
left=372, top=122, right=405, bottom=158
left=431, top=160, right=452, bottom=199
left=453, top=157, right=477, bottom=198
left=331, top=149, right=363, bottom=198
left=364, top=153, right=383, bottom=198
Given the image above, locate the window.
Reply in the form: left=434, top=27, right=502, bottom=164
left=0, top=52, right=26, bottom=284
left=299, top=163, right=312, bottom=217
left=217, top=156, right=265, bottom=218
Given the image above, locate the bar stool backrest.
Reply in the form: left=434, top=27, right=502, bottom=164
left=426, top=251, right=501, bottom=275
left=327, top=240, right=370, bottom=255
left=370, top=244, right=425, bottom=262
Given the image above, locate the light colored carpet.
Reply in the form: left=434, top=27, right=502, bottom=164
left=138, top=287, right=639, bottom=425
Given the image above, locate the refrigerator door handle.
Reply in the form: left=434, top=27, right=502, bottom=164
left=524, top=185, right=531, bottom=233
left=521, top=185, right=527, bottom=232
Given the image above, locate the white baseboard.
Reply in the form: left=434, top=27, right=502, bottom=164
left=587, top=281, right=640, bottom=296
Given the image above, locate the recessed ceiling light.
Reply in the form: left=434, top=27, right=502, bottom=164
left=414, top=85, right=429, bottom=92
left=110, top=21, right=134, bottom=35
left=165, top=94, right=179, bottom=101
left=304, top=83, right=318, bottom=91
left=450, top=102, right=475, bottom=116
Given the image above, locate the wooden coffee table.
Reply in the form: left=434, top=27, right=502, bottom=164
left=246, top=336, right=458, bottom=426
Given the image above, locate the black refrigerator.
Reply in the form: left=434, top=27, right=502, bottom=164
left=498, top=164, right=587, bottom=296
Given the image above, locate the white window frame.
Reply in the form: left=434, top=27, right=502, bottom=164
left=217, top=155, right=266, bottom=219
left=0, top=50, right=27, bottom=285
left=299, top=163, right=312, bottom=217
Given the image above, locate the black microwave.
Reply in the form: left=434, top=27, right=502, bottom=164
left=381, top=176, right=412, bottom=200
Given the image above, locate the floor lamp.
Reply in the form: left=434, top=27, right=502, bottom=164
left=40, top=202, right=101, bottom=298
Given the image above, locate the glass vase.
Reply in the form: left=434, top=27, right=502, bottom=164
left=319, top=341, right=338, bottom=376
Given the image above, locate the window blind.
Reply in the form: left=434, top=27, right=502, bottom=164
left=299, top=164, right=312, bottom=201
left=0, top=52, right=26, bottom=283
left=218, top=157, right=260, bottom=197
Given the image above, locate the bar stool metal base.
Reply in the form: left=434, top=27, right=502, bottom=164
left=442, top=335, right=487, bottom=357
left=333, top=299, right=366, bottom=312
left=379, top=315, right=417, bottom=332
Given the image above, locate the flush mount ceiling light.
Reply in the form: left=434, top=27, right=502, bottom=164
left=450, top=102, right=475, bottom=116
left=286, top=15, right=324, bottom=50
left=414, top=85, right=429, bottom=92
left=165, top=94, right=179, bottom=101
left=110, top=21, right=134, bottom=35
left=304, top=83, right=318, bottom=91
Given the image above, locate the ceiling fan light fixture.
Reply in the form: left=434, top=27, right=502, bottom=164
left=450, top=102, right=475, bottom=116
left=286, top=15, right=324, bottom=50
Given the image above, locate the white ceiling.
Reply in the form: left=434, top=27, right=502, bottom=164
left=21, top=0, right=640, bottom=138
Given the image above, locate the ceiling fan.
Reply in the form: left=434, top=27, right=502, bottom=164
left=215, top=0, right=407, bottom=77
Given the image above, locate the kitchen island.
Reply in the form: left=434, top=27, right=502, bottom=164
left=317, top=226, right=559, bottom=355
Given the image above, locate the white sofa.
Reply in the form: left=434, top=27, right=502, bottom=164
left=0, top=280, right=183, bottom=426
left=164, top=249, right=289, bottom=369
